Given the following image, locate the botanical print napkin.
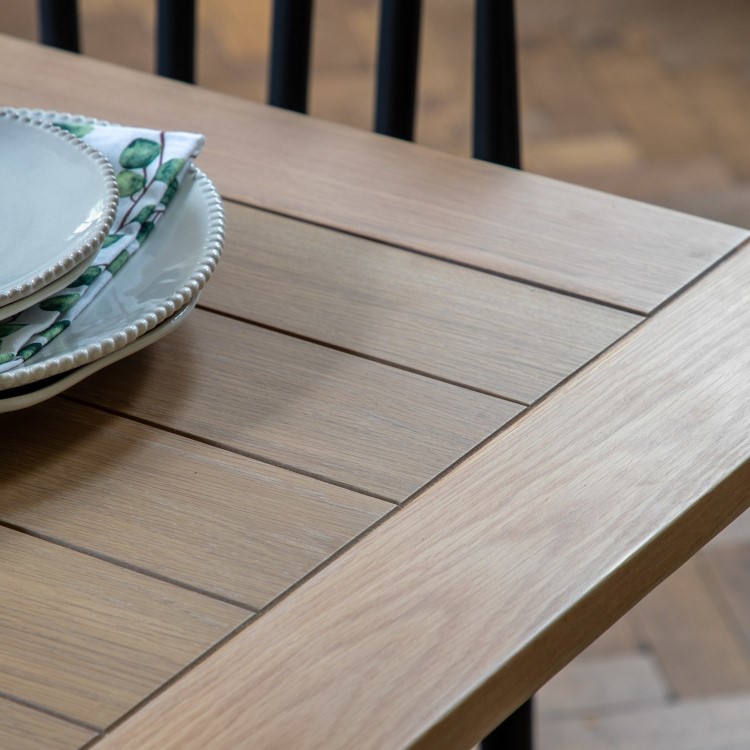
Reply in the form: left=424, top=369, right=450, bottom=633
left=0, top=120, right=204, bottom=373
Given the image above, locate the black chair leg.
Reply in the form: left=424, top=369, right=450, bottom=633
left=480, top=698, right=533, bottom=750
left=473, top=0, right=521, bottom=168
left=156, top=0, right=196, bottom=83
left=268, top=0, right=314, bottom=114
left=374, top=0, right=422, bottom=141
left=38, top=0, right=79, bottom=52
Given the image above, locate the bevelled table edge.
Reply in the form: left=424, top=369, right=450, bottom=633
left=92, top=239, right=750, bottom=749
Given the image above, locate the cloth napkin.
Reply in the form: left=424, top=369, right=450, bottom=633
left=0, top=119, right=204, bottom=373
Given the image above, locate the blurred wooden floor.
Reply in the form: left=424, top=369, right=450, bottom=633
left=3, top=2, right=750, bottom=748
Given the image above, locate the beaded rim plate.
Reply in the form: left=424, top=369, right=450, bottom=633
left=0, top=298, right=197, bottom=412
left=0, top=160, right=224, bottom=391
left=0, top=111, right=118, bottom=310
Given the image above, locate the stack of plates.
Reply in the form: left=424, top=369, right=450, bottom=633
left=0, top=110, right=224, bottom=413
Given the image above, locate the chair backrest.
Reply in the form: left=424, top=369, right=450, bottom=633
left=37, top=0, right=520, bottom=168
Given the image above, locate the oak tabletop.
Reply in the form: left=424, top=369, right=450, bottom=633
left=1, top=33, right=750, bottom=750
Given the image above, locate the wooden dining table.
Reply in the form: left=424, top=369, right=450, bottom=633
left=2, top=32, right=750, bottom=750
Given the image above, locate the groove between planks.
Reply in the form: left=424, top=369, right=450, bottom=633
left=96, top=244, right=750, bottom=750
left=0, top=399, right=391, bottom=610
left=0, top=35, right=745, bottom=311
left=201, top=201, right=641, bottom=404
left=67, top=309, right=521, bottom=501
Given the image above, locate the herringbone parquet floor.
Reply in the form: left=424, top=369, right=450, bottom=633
left=2, top=2, right=750, bottom=748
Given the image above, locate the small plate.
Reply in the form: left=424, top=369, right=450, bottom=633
left=0, top=299, right=197, bottom=413
left=0, top=112, right=118, bottom=310
left=0, top=165, right=224, bottom=391
left=0, top=253, right=94, bottom=320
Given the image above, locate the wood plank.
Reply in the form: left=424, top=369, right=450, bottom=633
left=0, top=400, right=390, bottom=610
left=96, top=239, right=750, bottom=749
left=630, top=557, right=750, bottom=696
left=0, top=35, right=745, bottom=312
left=202, top=203, right=641, bottom=403
left=537, top=653, right=668, bottom=716
left=0, top=697, right=95, bottom=750
left=539, top=693, right=750, bottom=750
left=70, top=309, right=520, bottom=501
left=0, top=526, right=245, bottom=729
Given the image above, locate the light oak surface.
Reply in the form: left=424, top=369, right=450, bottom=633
left=0, top=698, right=94, bottom=750
left=0, top=525, right=245, bottom=729
left=97, top=244, right=750, bottom=748
left=0, top=34, right=747, bottom=313
left=70, top=308, right=521, bottom=501
left=203, top=202, right=641, bottom=403
left=0, top=400, right=390, bottom=609
left=0, top=15, right=745, bottom=749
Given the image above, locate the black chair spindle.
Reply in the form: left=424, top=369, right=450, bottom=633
left=38, top=0, right=79, bottom=53
left=268, top=0, right=314, bottom=113
left=374, top=0, right=422, bottom=141
left=473, top=0, right=521, bottom=168
left=156, top=0, right=196, bottom=83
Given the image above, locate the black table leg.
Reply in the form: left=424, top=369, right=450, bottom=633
left=480, top=698, right=533, bottom=750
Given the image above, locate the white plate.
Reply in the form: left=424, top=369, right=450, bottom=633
left=0, top=165, right=224, bottom=391
left=0, top=253, right=94, bottom=320
left=0, top=111, right=118, bottom=310
left=0, top=298, right=197, bottom=413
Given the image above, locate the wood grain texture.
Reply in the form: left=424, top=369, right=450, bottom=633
left=0, top=526, right=245, bottom=729
left=70, top=309, right=521, bottom=501
left=202, top=202, right=641, bottom=403
left=0, top=697, right=94, bottom=750
left=0, top=400, right=390, bottom=609
left=0, top=34, right=745, bottom=312
left=95, top=241, right=750, bottom=748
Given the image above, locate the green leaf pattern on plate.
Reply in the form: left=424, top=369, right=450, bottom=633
left=54, top=122, right=95, bottom=138
left=155, top=158, right=185, bottom=184
left=106, top=250, right=130, bottom=276
left=67, top=265, right=102, bottom=287
left=116, top=170, right=146, bottom=198
left=39, top=293, right=81, bottom=314
left=161, top=177, right=179, bottom=207
left=0, top=120, right=203, bottom=373
left=119, top=138, right=161, bottom=169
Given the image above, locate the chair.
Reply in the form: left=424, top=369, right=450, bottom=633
left=36, top=0, right=527, bottom=746
left=37, top=0, right=520, bottom=169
